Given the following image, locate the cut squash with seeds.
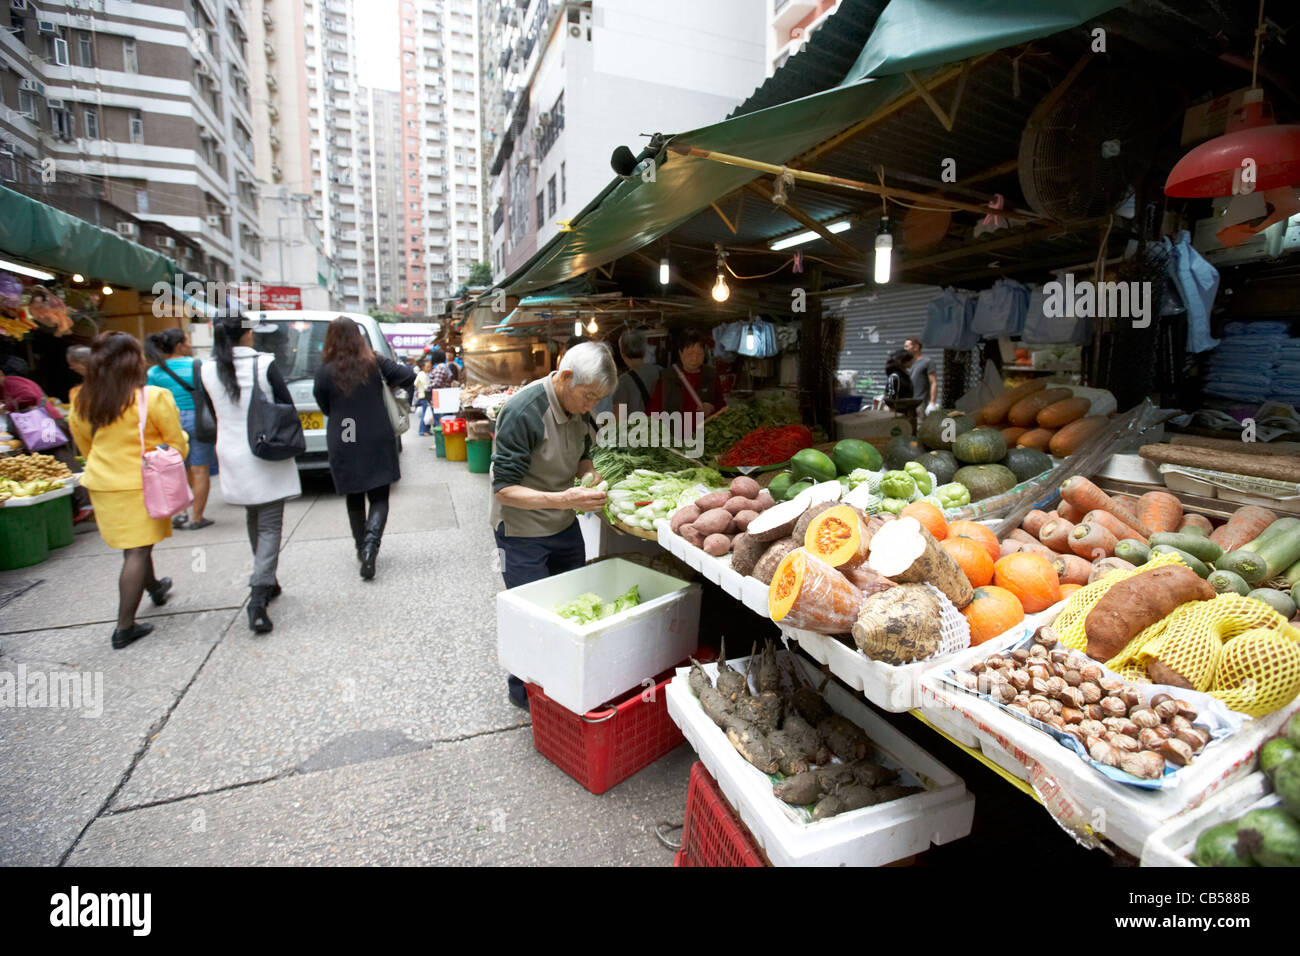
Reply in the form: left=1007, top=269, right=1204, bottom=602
left=767, top=549, right=864, bottom=633
left=804, top=505, right=871, bottom=569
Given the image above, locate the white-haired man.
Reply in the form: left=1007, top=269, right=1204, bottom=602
left=491, top=341, right=617, bottom=708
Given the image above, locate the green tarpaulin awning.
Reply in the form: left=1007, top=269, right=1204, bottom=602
left=0, top=185, right=180, bottom=291
left=496, top=0, right=1124, bottom=299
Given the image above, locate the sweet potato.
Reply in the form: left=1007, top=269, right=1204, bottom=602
left=670, top=504, right=701, bottom=534
left=681, top=525, right=707, bottom=549
left=731, top=509, right=760, bottom=532
left=979, top=379, right=1047, bottom=426
left=1052, top=553, right=1093, bottom=586
left=694, top=508, right=734, bottom=536
left=1039, top=518, right=1076, bottom=554
left=1001, top=426, right=1030, bottom=447
left=1016, top=428, right=1057, bottom=452
left=703, top=533, right=732, bottom=557
left=1050, top=416, right=1109, bottom=457
left=752, top=537, right=798, bottom=584
left=730, top=533, right=766, bottom=576
left=1083, top=564, right=1216, bottom=661
left=1037, top=396, right=1092, bottom=429
left=1009, top=388, right=1073, bottom=428
left=693, top=491, right=731, bottom=512
left=729, top=475, right=761, bottom=499
left=1136, top=491, right=1183, bottom=535
left=724, top=495, right=761, bottom=515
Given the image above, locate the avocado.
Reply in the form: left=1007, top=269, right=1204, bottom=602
left=1273, top=755, right=1300, bottom=819
left=883, top=434, right=923, bottom=470
left=916, top=450, right=959, bottom=486
left=1235, top=807, right=1300, bottom=867
left=1193, top=820, right=1256, bottom=867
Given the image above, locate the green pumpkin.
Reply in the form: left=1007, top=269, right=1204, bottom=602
left=1001, top=447, right=1054, bottom=483
left=952, top=464, right=1018, bottom=501
left=915, top=450, right=959, bottom=486
left=917, top=408, right=975, bottom=452
left=953, top=427, right=1008, bottom=465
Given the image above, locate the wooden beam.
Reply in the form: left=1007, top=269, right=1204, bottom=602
left=668, top=144, right=1015, bottom=219
left=904, top=63, right=969, bottom=132
left=901, top=217, right=1109, bottom=270
left=710, top=201, right=738, bottom=235
left=744, top=180, right=864, bottom=261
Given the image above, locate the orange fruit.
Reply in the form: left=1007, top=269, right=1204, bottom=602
left=947, top=520, right=999, bottom=564
left=963, top=586, right=1025, bottom=645
left=992, top=552, right=1062, bottom=613
left=940, top=536, right=994, bottom=588
left=901, top=501, right=947, bottom=540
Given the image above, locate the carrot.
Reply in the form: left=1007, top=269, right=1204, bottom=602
left=1209, top=505, right=1277, bottom=552
left=1007, top=528, right=1057, bottom=559
left=1136, top=491, right=1183, bottom=535
left=1068, top=521, right=1118, bottom=560
left=1016, top=428, right=1056, bottom=452
left=1038, top=517, right=1076, bottom=554
left=1083, top=510, right=1147, bottom=543
left=1059, top=475, right=1152, bottom=537
left=1000, top=539, right=1025, bottom=558
left=1057, top=500, right=1088, bottom=524
left=1052, top=553, right=1093, bottom=586
left=1022, top=509, right=1055, bottom=538
left=1179, top=513, right=1214, bottom=535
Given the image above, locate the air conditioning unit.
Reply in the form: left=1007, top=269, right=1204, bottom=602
left=205, top=214, right=223, bottom=227
left=116, top=221, right=139, bottom=238
left=37, top=18, right=56, bottom=33
left=18, top=78, right=44, bottom=95
left=156, top=236, right=176, bottom=249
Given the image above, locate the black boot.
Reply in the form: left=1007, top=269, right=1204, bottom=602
left=267, top=582, right=282, bottom=601
left=146, top=577, right=172, bottom=606
left=248, top=586, right=273, bottom=633
left=111, top=621, right=154, bottom=650
left=359, top=500, right=389, bottom=581
left=348, top=507, right=366, bottom=562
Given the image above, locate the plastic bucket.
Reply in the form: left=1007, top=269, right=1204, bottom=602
left=442, top=417, right=467, bottom=462
left=0, top=504, right=50, bottom=570
left=434, top=429, right=446, bottom=458
left=39, top=492, right=74, bottom=549
left=466, top=438, right=492, bottom=474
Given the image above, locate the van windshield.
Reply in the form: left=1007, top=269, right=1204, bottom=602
left=252, top=320, right=387, bottom=383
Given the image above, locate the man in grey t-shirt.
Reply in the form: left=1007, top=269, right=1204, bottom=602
left=905, top=338, right=937, bottom=414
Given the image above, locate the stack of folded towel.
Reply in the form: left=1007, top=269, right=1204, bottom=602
left=1204, top=322, right=1290, bottom=403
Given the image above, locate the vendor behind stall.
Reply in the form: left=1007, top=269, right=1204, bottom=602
left=649, top=330, right=718, bottom=418
left=490, top=341, right=616, bottom=709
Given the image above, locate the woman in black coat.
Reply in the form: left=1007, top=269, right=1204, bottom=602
left=312, top=317, right=416, bottom=580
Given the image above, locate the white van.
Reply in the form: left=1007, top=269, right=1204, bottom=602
left=242, top=310, right=408, bottom=471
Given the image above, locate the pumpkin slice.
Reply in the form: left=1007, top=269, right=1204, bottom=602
left=804, top=505, right=871, bottom=569
left=768, top=549, right=864, bottom=633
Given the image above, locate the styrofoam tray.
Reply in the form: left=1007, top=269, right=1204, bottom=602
left=666, top=654, right=975, bottom=867
left=0, top=482, right=76, bottom=507
left=917, top=621, right=1299, bottom=854
left=741, top=575, right=770, bottom=618
left=1140, top=772, right=1275, bottom=867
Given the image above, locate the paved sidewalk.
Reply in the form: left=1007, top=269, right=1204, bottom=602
left=0, top=435, right=690, bottom=866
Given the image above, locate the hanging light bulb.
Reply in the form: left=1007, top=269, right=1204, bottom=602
left=102, top=285, right=114, bottom=295
left=573, top=319, right=582, bottom=336
left=586, top=316, right=598, bottom=335
left=72, top=273, right=85, bottom=283
left=711, top=272, right=730, bottom=302
left=658, top=256, right=670, bottom=285
left=744, top=328, right=755, bottom=352
left=873, top=217, right=893, bottom=285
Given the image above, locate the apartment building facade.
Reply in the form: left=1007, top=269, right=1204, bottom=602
left=0, top=0, right=262, bottom=283
left=357, top=85, right=406, bottom=310
left=479, top=0, right=767, bottom=285
left=768, top=0, right=841, bottom=72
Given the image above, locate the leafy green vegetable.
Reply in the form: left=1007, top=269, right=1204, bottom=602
left=602, top=467, right=725, bottom=527
left=554, top=584, right=642, bottom=624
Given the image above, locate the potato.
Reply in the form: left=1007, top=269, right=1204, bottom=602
left=732, top=509, right=760, bottom=532
left=729, top=476, right=760, bottom=499
left=703, top=533, right=732, bottom=557
left=694, top=491, right=731, bottom=512
left=694, top=508, right=734, bottom=536
left=670, top=504, right=701, bottom=535
left=731, top=533, right=766, bottom=576
left=681, top=525, right=707, bottom=549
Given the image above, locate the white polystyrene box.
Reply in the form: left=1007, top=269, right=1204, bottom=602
left=1141, top=773, right=1276, bottom=867
left=497, top=558, right=701, bottom=716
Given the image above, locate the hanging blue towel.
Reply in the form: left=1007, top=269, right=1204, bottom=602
left=1164, top=231, right=1220, bottom=353
left=923, top=289, right=978, bottom=349
left=1023, top=283, right=1092, bottom=344
left=971, top=278, right=1030, bottom=337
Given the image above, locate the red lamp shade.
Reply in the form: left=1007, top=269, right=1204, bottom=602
left=1165, top=124, right=1300, bottom=197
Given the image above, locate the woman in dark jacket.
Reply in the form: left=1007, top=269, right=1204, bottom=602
left=883, top=348, right=921, bottom=424
left=312, top=317, right=416, bottom=580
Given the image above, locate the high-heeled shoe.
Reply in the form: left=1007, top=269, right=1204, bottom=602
left=111, top=622, right=154, bottom=650
left=147, top=577, right=173, bottom=606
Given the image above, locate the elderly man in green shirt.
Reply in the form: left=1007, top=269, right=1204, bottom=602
left=492, top=341, right=617, bottom=709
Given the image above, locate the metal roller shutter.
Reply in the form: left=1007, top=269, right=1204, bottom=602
left=825, top=284, right=946, bottom=403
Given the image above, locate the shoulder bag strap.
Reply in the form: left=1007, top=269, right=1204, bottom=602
left=674, top=364, right=703, bottom=410
left=137, top=387, right=148, bottom=456
left=626, top=368, right=649, bottom=406
left=157, top=359, right=194, bottom=393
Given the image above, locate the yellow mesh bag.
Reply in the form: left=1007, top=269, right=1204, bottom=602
left=1211, top=627, right=1300, bottom=717
left=1132, top=602, right=1229, bottom=690
left=1050, top=552, right=1185, bottom=654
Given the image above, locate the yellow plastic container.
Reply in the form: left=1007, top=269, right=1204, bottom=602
left=442, top=418, right=467, bottom=461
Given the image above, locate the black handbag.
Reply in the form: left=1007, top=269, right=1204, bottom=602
left=157, top=359, right=217, bottom=444
left=245, top=355, right=305, bottom=461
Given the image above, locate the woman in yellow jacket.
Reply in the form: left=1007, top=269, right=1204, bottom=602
left=69, top=332, right=189, bottom=649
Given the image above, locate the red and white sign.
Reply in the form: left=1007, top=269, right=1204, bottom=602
left=235, top=285, right=302, bottom=310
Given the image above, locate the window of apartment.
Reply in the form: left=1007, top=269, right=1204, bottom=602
left=547, top=175, right=556, bottom=218
left=536, top=191, right=543, bottom=226
left=51, top=34, right=70, bottom=66
left=123, top=38, right=138, bottom=73
left=136, top=189, right=149, bottom=214
left=18, top=90, right=39, bottom=121
left=78, top=33, right=94, bottom=68
left=83, top=107, right=99, bottom=139
left=50, top=105, right=74, bottom=140
left=129, top=110, right=144, bottom=144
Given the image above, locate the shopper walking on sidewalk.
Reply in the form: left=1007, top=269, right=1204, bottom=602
left=491, top=341, right=615, bottom=708
left=68, top=332, right=188, bottom=649
left=201, top=315, right=302, bottom=633
left=146, top=328, right=217, bottom=530
left=413, top=359, right=432, bottom=436
left=312, top=316, right=416, bottom=580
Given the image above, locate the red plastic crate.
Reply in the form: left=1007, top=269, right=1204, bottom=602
left=678, top=762, right=767, bottom=867
left=526, top=665, right=686, bottom=795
